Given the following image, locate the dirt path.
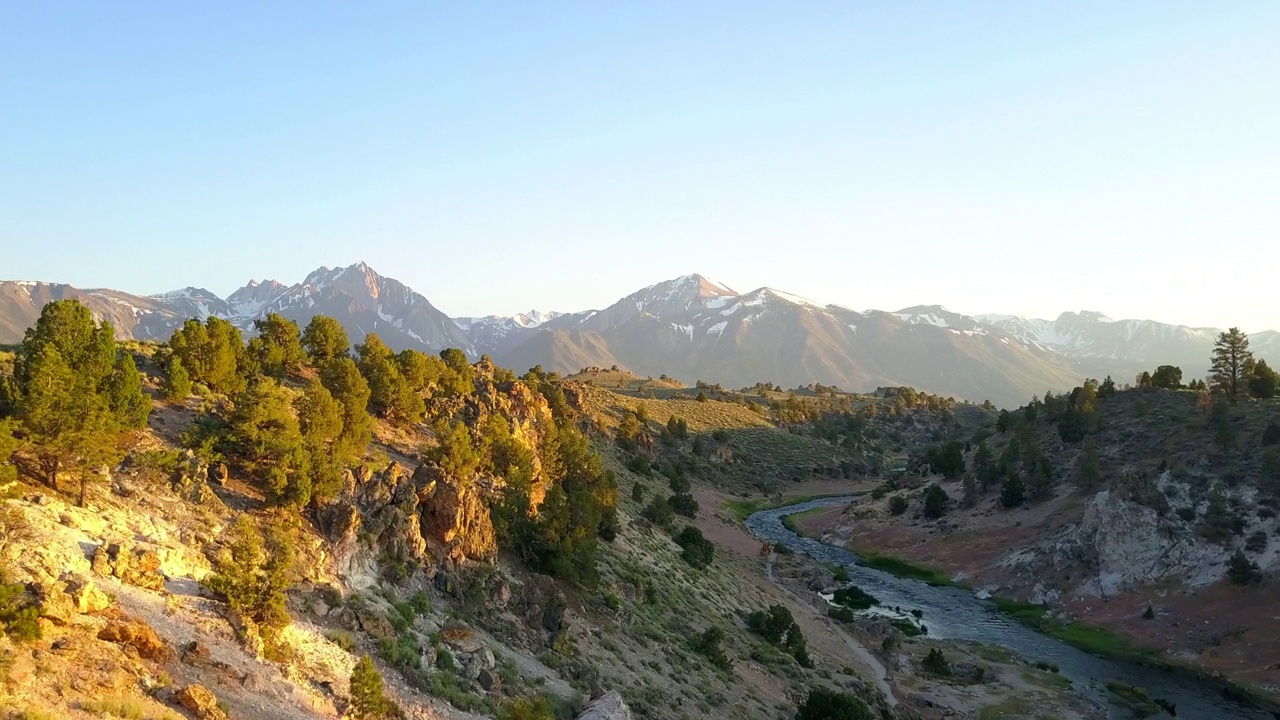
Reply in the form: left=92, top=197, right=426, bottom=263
left=764, top=553, right=900, bottom=709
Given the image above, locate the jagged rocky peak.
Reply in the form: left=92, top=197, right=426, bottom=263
left=226, top=279, right=286, bottom=316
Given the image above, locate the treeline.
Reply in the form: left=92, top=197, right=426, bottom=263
left=0, top=301, right=617, bottom=588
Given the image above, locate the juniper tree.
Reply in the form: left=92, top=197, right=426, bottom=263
left=300, top=315, right=350, bottom=364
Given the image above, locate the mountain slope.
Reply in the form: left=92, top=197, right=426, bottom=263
left=494, top=280, right=1082, bottom=407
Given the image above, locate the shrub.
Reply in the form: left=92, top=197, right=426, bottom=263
left=675, top=526, right=714, bottom=569
left=205, top=515, right=297, bottom=655
left=1227, top=551, right=1263, bottom=585
left=0, top=581, right=41, bottom=642
left=668, top=493, right=699, bottom=518
left=349, top=654, right=397, bottom=719
left=795, top=687, right=873, bottom=720
left=923, top=647, right=951, bottom=675
left=693, top=626, right=733, bottom=670
left=832, top=585, right=878, bottom=610
left=498, top=696, right=558, bottom=720
left=1263, top=421, right=1280, bottom=446
left=923, top=484, right=949, bottom=518
left=888, top=496, right=908, bottom=515
left=641, top=496, right=673, bottom=527
left=326, top=629, right=357, bottom=652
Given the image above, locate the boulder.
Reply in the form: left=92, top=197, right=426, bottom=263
left=91, top=542, right=166, bottom=591
left=177, top=684, right=229, bottom=720
left=98, top=620, right=170, bottom=661
left=64, top=575, right=111, bottom=614
left=577, top=691, right=632, bottom=720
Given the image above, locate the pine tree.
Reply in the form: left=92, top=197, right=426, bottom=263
left=14, top=300, right=116, bottom=388
left=318, top=357, right=373, bottom=462
left=162, top=355, right=192, bottom=401
left=300, top=315, right=351, bottom=364
left=1210, top=328, right=1254, bottom=402
left=348, top=654, right=394, bottom=719
left=19, top=346, right=119, bottom=504
left=103, top=351, right=151, bottom=429
left=356, top=334, right=423, bottom=424
left=1000, top=469, right=1025, bottom=508
left=168, top=317, right=246, bottom=395
left=250, top=313, right=306, bottom=378
left=225, top=380, right=312, bottom=506
left=1250, top=359, right=1278, bottom=399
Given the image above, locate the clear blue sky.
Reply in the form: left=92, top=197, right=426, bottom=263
left=2, top=2, right=1277, bottom=330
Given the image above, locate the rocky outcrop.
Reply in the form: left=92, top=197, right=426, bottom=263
left=92, top=541, right=166, bottom=591
left=577, top=691, right=632, bottom=720
left=418, top=464, right=497, bottom=564
left=98, top=619, right=170, bottom=661
left=1001, top=484, right=1231, bottom=598
left=169, top=452, right=229, bottom=513
left=177, top=683, right=229, bottom=720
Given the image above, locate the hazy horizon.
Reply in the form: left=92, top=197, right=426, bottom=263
left=3, top=3, right=1277, bottom=330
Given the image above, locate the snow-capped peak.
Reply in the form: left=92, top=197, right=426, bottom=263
left=513, top=310, right=561, bottom=328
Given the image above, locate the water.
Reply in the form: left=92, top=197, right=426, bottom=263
left=745, top=497, right=1276, bottom=720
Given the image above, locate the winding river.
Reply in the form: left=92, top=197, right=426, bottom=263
left=745, top=497, right=1275, bottom=720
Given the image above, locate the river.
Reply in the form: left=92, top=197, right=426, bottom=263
left=745, top=497, right=1275, bottom=720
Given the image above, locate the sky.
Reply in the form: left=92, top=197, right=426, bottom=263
left=2, top=2, right=1278, bottom=330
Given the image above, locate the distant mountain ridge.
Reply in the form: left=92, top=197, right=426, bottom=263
left=1, top=264, right=1274, bottom=408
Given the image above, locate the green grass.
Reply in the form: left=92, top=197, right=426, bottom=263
left=850, top=545, right=959, bottom=587
left=992, top=597, right=1162, bottom=665
left=1105, top=680, right=1162, bottom=717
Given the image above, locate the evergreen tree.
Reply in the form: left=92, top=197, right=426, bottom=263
left=923, top=484, right=949, bottom=518
left=349, top=654, right=394, bottom=719
left=1077, top=438, right=1101, bottom=490
left=396, top=348, right=444, bottom=397
left=14, top=300, right=115, bottom=388
left=168, top=317, right=246, bottom=395
left=205, top=515, right=296, bottom=654
left=224, top=380, right=312, bottom=506
left=437, top=347, right=475, bottom=397
left=103, top=351, right=151, bottom=429
left=1250, top=359, right=1278, bottom=399
left=1210, top=328, right=1255, bottom=402
left=318, top=357, right=373, bottom=461
left=427, top=420, right=481, bottom=481
left=0, top=376, right=19, bottom=418
left=356, top=334, right=423, bottom=424
left=0, top=419, right=18, bottom=485
left=300, top=315, right=350, bottom=364
left=162, top=355, right=193, bottom=401
left=296, top=379, right=347, bottom=502
left=1151, top=365, right=1183, bottom=390
left=249, top=313, right=306, bottom=378
left=974, top=442, right=999, bottom=492
left=1227, top=550, right=1263, bottom=585
left=1000, top=468, right=1025, bottom=508
left=1098, top=375, right=1117, bottom=398
left=19, top=346, right=119, bottom=504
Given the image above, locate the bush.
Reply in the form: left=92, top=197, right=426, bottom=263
left=795, top=687, right=873, bottom=720
left=831, top=585, right=878, bottom=610
left=205, top=516, right=297, bottom=654
left=745, top=604, right=812, bottom=667
left=1263, top=421, right=1280, bottom=446
left=498, top=697, right=558, bottom=720
left=640, top=496, right=673, bottom=527
left=325, top=629, right=357, bottom=652
left=923, top=647, right=951, bottom=675
left=888, top=496, right=908, bottom=515
left=0, top=581, right=41, bottom=642
left=350, top=654, right=397, bottom=719
left=923, top=484, right=949, bottom=518
left=693, top=626, right=733, bottom=670
left=675, top=526, right=714, bottom=569
left=1227, top=551, right=1263, bottom=585
left=668, top=493, right=699, bottom=518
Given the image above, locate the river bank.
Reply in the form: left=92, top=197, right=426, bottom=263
left=747, top=497, right=1277, bottom=720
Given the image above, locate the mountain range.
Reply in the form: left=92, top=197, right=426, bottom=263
left=2, top=262, right=1275, bottom=408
